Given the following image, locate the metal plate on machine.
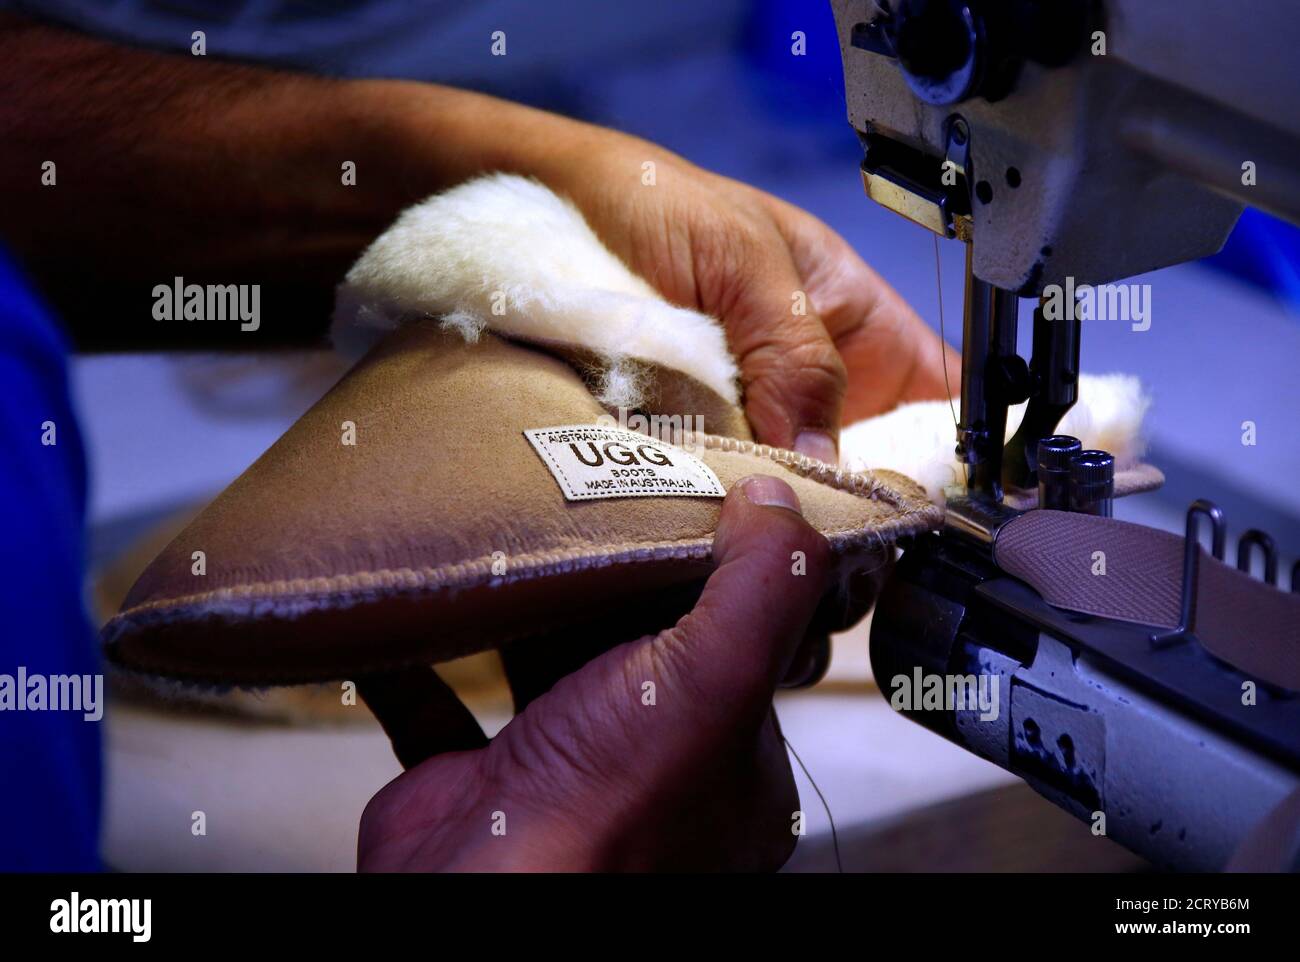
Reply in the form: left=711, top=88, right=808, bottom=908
left=979, top=576, right=1300, bottom=772
left=1011, top=680, right=1105, bottom=819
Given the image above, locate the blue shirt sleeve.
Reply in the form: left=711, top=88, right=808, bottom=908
left=0, top=245, right=101, bottom=871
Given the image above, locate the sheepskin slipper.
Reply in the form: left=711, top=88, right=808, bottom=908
left=102, top=324, right=937, bottom=684
left=103, top=174, right=1159, bottom=685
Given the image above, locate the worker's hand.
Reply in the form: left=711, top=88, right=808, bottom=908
left=1, top=16, right=957, bottom=411
left=535, top=135, right=960, bottom=461
left=357, top=475, right=829, bottom=872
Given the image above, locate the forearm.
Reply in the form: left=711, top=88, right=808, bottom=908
left=0, top=14, right=617, bottom=350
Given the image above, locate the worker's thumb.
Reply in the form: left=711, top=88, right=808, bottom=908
left=653, top=475, right=832, bottom=728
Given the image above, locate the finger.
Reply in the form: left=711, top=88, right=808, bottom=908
left=778, top=633, right=832, bottom=689
left=499, top=631, right=621, bottom=713
left=655, top=474, right=832, bottom=725
left=836, top=303, right=960, bottom=423
left=499, top=578, right=706, bottom=712
left=777, top=551, right=893, bottom=689
left=758, top=193, right=959, bottom=420
left=358, top=666, right=487, bottom=769
left=900, top=315, right=962, bottom=404
left=708, top=234, right=846, bottom=460
left=810, top=257, right=959, bottom=421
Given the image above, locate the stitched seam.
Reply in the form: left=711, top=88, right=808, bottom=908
left=106, top=510, right=938, bottom=628
left=683, top=431, right=911, bottom=507
left=104, top=513, right=939, bottom=684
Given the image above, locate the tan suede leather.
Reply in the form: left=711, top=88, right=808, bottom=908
left=103, top=324, right=940, bottom=685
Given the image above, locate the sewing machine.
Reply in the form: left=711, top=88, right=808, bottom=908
left=832, top=0, right=1300, bottom=870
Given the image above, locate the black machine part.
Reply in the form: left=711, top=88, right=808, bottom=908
left=1067, top=449, right=1114, bottom=517
left=1034, top=434, right=1081, bottom=511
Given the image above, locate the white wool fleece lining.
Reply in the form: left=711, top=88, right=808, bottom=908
left=333, top=173, right=739, bottom=409
left=334, top=173, right=1153, bottom=499
left=840, top=372, right=1152, bottom=503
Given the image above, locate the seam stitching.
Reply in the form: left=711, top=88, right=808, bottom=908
left=106, top=436, right=939, bottom=627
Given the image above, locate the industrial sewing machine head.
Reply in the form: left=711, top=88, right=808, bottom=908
left=831, top=0, right=1300, bottom=870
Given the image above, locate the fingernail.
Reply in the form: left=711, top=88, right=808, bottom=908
left=739, top=475, right=802, bottom=514
left=795, top=431, right=838, bottom=466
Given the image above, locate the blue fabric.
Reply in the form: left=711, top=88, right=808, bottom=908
left=1205, top=209, right=1300, bottom=316
left=0, top=246, right=101, bottom=871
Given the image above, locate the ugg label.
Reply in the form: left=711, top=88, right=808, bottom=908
left=524, top=425, right=726, bottom=502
